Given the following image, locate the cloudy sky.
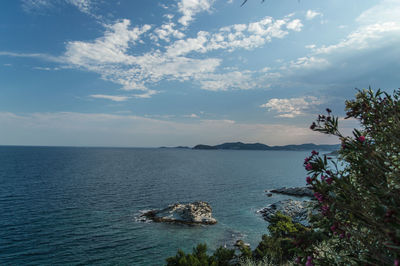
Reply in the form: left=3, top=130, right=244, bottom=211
left=1, top=0, right=399, bottom=147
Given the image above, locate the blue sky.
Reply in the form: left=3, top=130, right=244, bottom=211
left=1, top=0, right=399, bottom=147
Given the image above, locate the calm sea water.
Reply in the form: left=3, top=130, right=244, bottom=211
left=0, top=146, right=316, bottom=265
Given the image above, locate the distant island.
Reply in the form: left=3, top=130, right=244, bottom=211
left=161, top=142, right=340, bottom=151
left=159, top=146, right=191, bottom=149
left=193, top=142, right=340, bottom=151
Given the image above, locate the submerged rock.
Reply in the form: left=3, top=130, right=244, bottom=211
left=141, top=201, right=217, bottom=225
left=234, top=239, right=250, bottom=248
left=258, top=199, right=312, bottom=226
left=269, top=186, right=313, bottom=197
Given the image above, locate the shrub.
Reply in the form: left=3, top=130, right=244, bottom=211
left=238, top=256, right=292, bottom=266
left=165, top=212, right=316, bottom=265
left=253, top=212, right=307, bottom=263
left=165, top=243, right=235, bottom=266
left=303, top=88, right=400, bottom=265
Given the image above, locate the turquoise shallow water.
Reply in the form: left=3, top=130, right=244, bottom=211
left=0, top=146, right=316, bottom=265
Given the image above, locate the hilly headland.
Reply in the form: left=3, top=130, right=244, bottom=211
left=192, top=142, right=340, bottom=151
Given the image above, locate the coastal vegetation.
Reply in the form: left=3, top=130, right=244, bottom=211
left=165, top=88, right=400, bottom=265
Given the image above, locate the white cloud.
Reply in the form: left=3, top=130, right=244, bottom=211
left=314, top=1, right=400, bottom=55
left=63, top=19, right=156, bottom=95
left=164, top=14, right=174, bottom=20
left=282, top=0, right=400, bottom=76
left=247, top=17, right=289, bottom=38
left=195, top=69, right=281, bottom=91
left=260, top=96, right=322, bottom=118
left=286, top=19, right=303, bottom=32
left=356, top=0, right=400, bottom=25
left=33, top=66, right=60, bottom=71
left=132, top=90, right=158, bottom=99
left=289, top=56, right=330, bottom=69
left=178, top=0, right=215, bottom=27
left=0, top=51, right=60, bottom=62
left=5, top=10, right=303, bottom=98
left=306, top=10, right=322, bottom=20
left=65, top=19, right=151, bottom=65
left=153, top=22, right=185, bottom=42
left=90, top=94, right=130, bottom=102
left=166, top=16, right=298, bottom=57
left=196, top=71, right=256, bottom=91
left=33, top=66, right=52, bottom=71
left=166, top=31, right=210, bottom=57
left=62, top=19, right=223, bottom=96
left=132, top=53, right=221, bottom=84
left=21, top=0, right=52, bottom=12
left=60, top=13, right=299, bottom=96
left=22, top=0, right=97, bottom=17
left=184, top=113, right=199, bottom=118
left=316, top=22, right=400, bottom=54
left=67, top=0, right=91, bottom=14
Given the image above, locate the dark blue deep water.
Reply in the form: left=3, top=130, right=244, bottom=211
left=0, top=146, right=315, bottom=265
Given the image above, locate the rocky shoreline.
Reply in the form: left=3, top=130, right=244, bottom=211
left=260, top=186, right=315, bottom=226
left=266, top=186, right=313, bottom=197
left=139, top=187, right=314, bottom=226
left=140, top=201, right=217, bottom=225
left=258, top=199, right=313, bottom=226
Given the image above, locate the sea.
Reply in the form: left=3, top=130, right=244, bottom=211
left=0, top=146, right=318, bottom=265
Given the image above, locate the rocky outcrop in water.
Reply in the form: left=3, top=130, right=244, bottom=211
left=258, top=199, right=312, bottom=226
left=234, top=239, right=250, bottom=248
left=268, top=186, right=313, bottom=197
left=141, top=201, right=217, bottom=225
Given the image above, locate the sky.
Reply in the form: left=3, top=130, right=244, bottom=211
left=1, top=0, right=400, bottom=147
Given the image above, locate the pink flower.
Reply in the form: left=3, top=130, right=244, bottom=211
left=385, top=210, right=395, bottom=218
left=326, top=177, right=333, bottom=184
left=321, top=205, right=329, bottom=214
left=306, top=256, right=314, bottom=266
left=314, top=192, right=323, bottom=202
left=306, top=176, right=312, bottom=184
left=394, top=259, right=399, bottom=266
left=305, top=163, right=313, bottom=171
left=304, top=157, right=310, bottom=163
left=311, top=150, right=319, bottom=155
left=330, top=225, right=336, bottom=232
left=358, top=135, right=366, bottom=142
left=321, top=175, right=325, bottom=181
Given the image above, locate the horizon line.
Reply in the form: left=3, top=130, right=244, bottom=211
left=0, top=142, right=341, bottom=149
